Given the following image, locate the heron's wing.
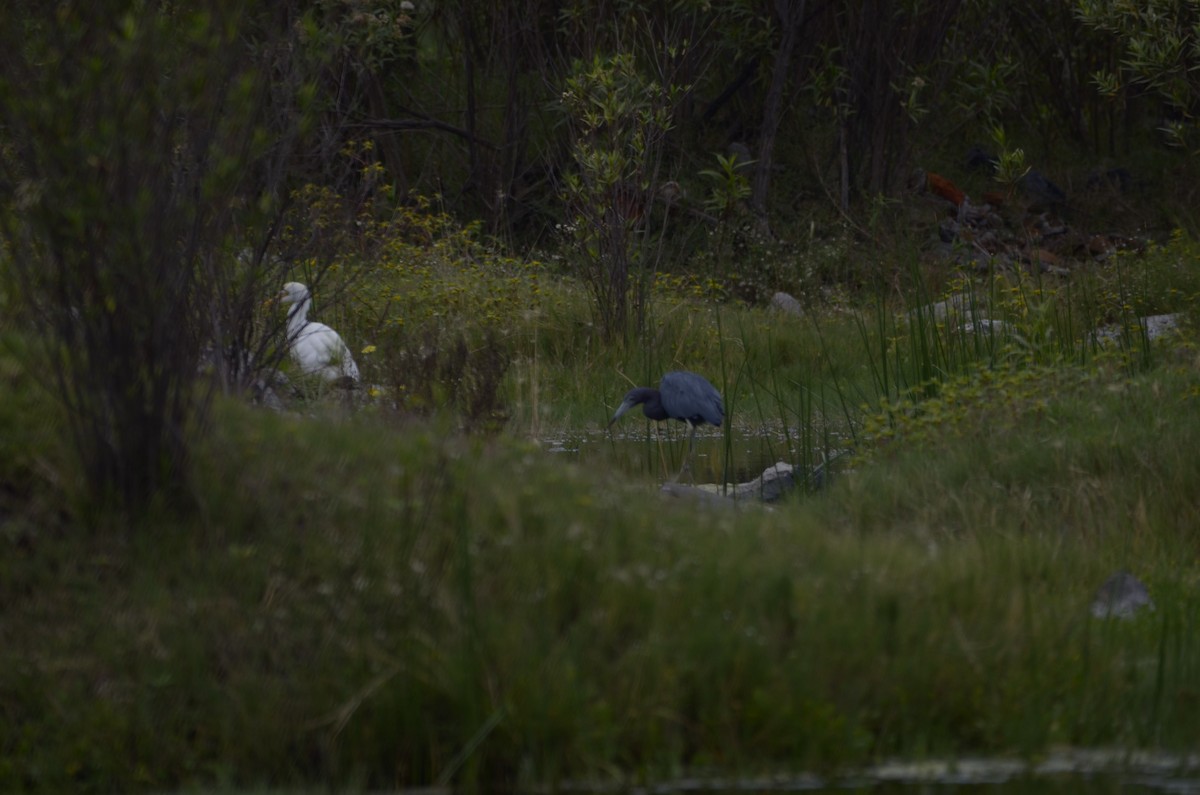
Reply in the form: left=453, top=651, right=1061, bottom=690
left=704, top=387, right=725, bottom=427
left=709, top=389, right=725, bottom=426
left=660, top=371, right=723, bottom=426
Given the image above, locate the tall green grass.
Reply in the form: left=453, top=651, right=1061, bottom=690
left=4, top=325, right=1200, bottom=791
left=4, top=231, right=1200, bottom=791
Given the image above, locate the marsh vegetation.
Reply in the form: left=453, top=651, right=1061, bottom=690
left=4, top=231, right=1200, bottom=791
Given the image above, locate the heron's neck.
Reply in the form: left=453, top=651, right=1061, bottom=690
left=636, top=388, right=668, bottom=422
left=286, top=298, right=311, bottom=335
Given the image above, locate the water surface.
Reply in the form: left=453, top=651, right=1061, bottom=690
left=556, top=751, right=1200, bottom=794
left=542, top=423, right=830, bottom=487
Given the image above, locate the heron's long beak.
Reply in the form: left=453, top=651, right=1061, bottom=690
left=607, top=398, right=634, bottom=427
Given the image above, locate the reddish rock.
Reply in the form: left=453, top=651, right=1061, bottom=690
left=926, top=172, right=965, bottom=206
left=1025, top=248, right=1062, bottom=266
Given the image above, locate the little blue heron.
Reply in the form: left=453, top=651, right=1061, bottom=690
left=609, top=370, right=724, bottom=480
left=279, top=282, right=360, bottom=383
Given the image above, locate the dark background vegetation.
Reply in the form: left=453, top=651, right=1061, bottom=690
left=3, top=0, right=1198, bottom=515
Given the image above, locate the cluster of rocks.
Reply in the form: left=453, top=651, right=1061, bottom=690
left=771, top=148, right=1184, bottom=347
left=914, top=146, right=1144, bottom=276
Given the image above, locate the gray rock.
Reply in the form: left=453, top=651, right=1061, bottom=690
left=1092, top=313, right=1182, bottom=345
left=926, top=293, right=977, bottom=322
left=662, top=461, right=805, bottom=505
left=252, top=370, right=290, bottom=412
left=660, top=482, right=738, bottom=507
left=1142, top=313, right=1182, bottom=340
left=961, top=318, right=1014, bottom=335
left=731, top=461, right=796, bottom=502
left=769, top=291, right=804, bottom=317
left=1090, top=569, right=1154, bottom=619
left=1018, top=169, right=1067, bottom=207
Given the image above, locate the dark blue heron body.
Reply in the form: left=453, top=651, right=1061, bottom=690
left=609, top=371, right=724, bottom=480
left=609, top=371, right=724, bottom=429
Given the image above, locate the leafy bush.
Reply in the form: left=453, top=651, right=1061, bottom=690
left=0, top=1, right=315, bottom=517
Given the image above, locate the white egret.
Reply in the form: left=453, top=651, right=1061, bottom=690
left=278, top=282, right=360, bottom=383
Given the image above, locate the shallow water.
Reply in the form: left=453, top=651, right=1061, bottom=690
left=556, top=750, right=1200, bottom=794
left=169, top=751, right=1200, bottom=794
left=710, top=778, right=1200, bottom=794
left=542, top=424, right=830, bottom=487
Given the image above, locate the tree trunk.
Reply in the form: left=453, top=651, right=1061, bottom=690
left=363, top=70, right=409, bottom=195
left=750, top=0, right=806, bottom=220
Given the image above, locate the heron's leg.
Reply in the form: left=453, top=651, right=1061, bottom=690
left=673, top=423, right=697, bottom=483
left=687, top=425, right=698, bottom=481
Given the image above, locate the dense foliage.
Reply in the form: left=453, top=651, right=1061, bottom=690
left=3, top=1, right=1197, bottom=514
